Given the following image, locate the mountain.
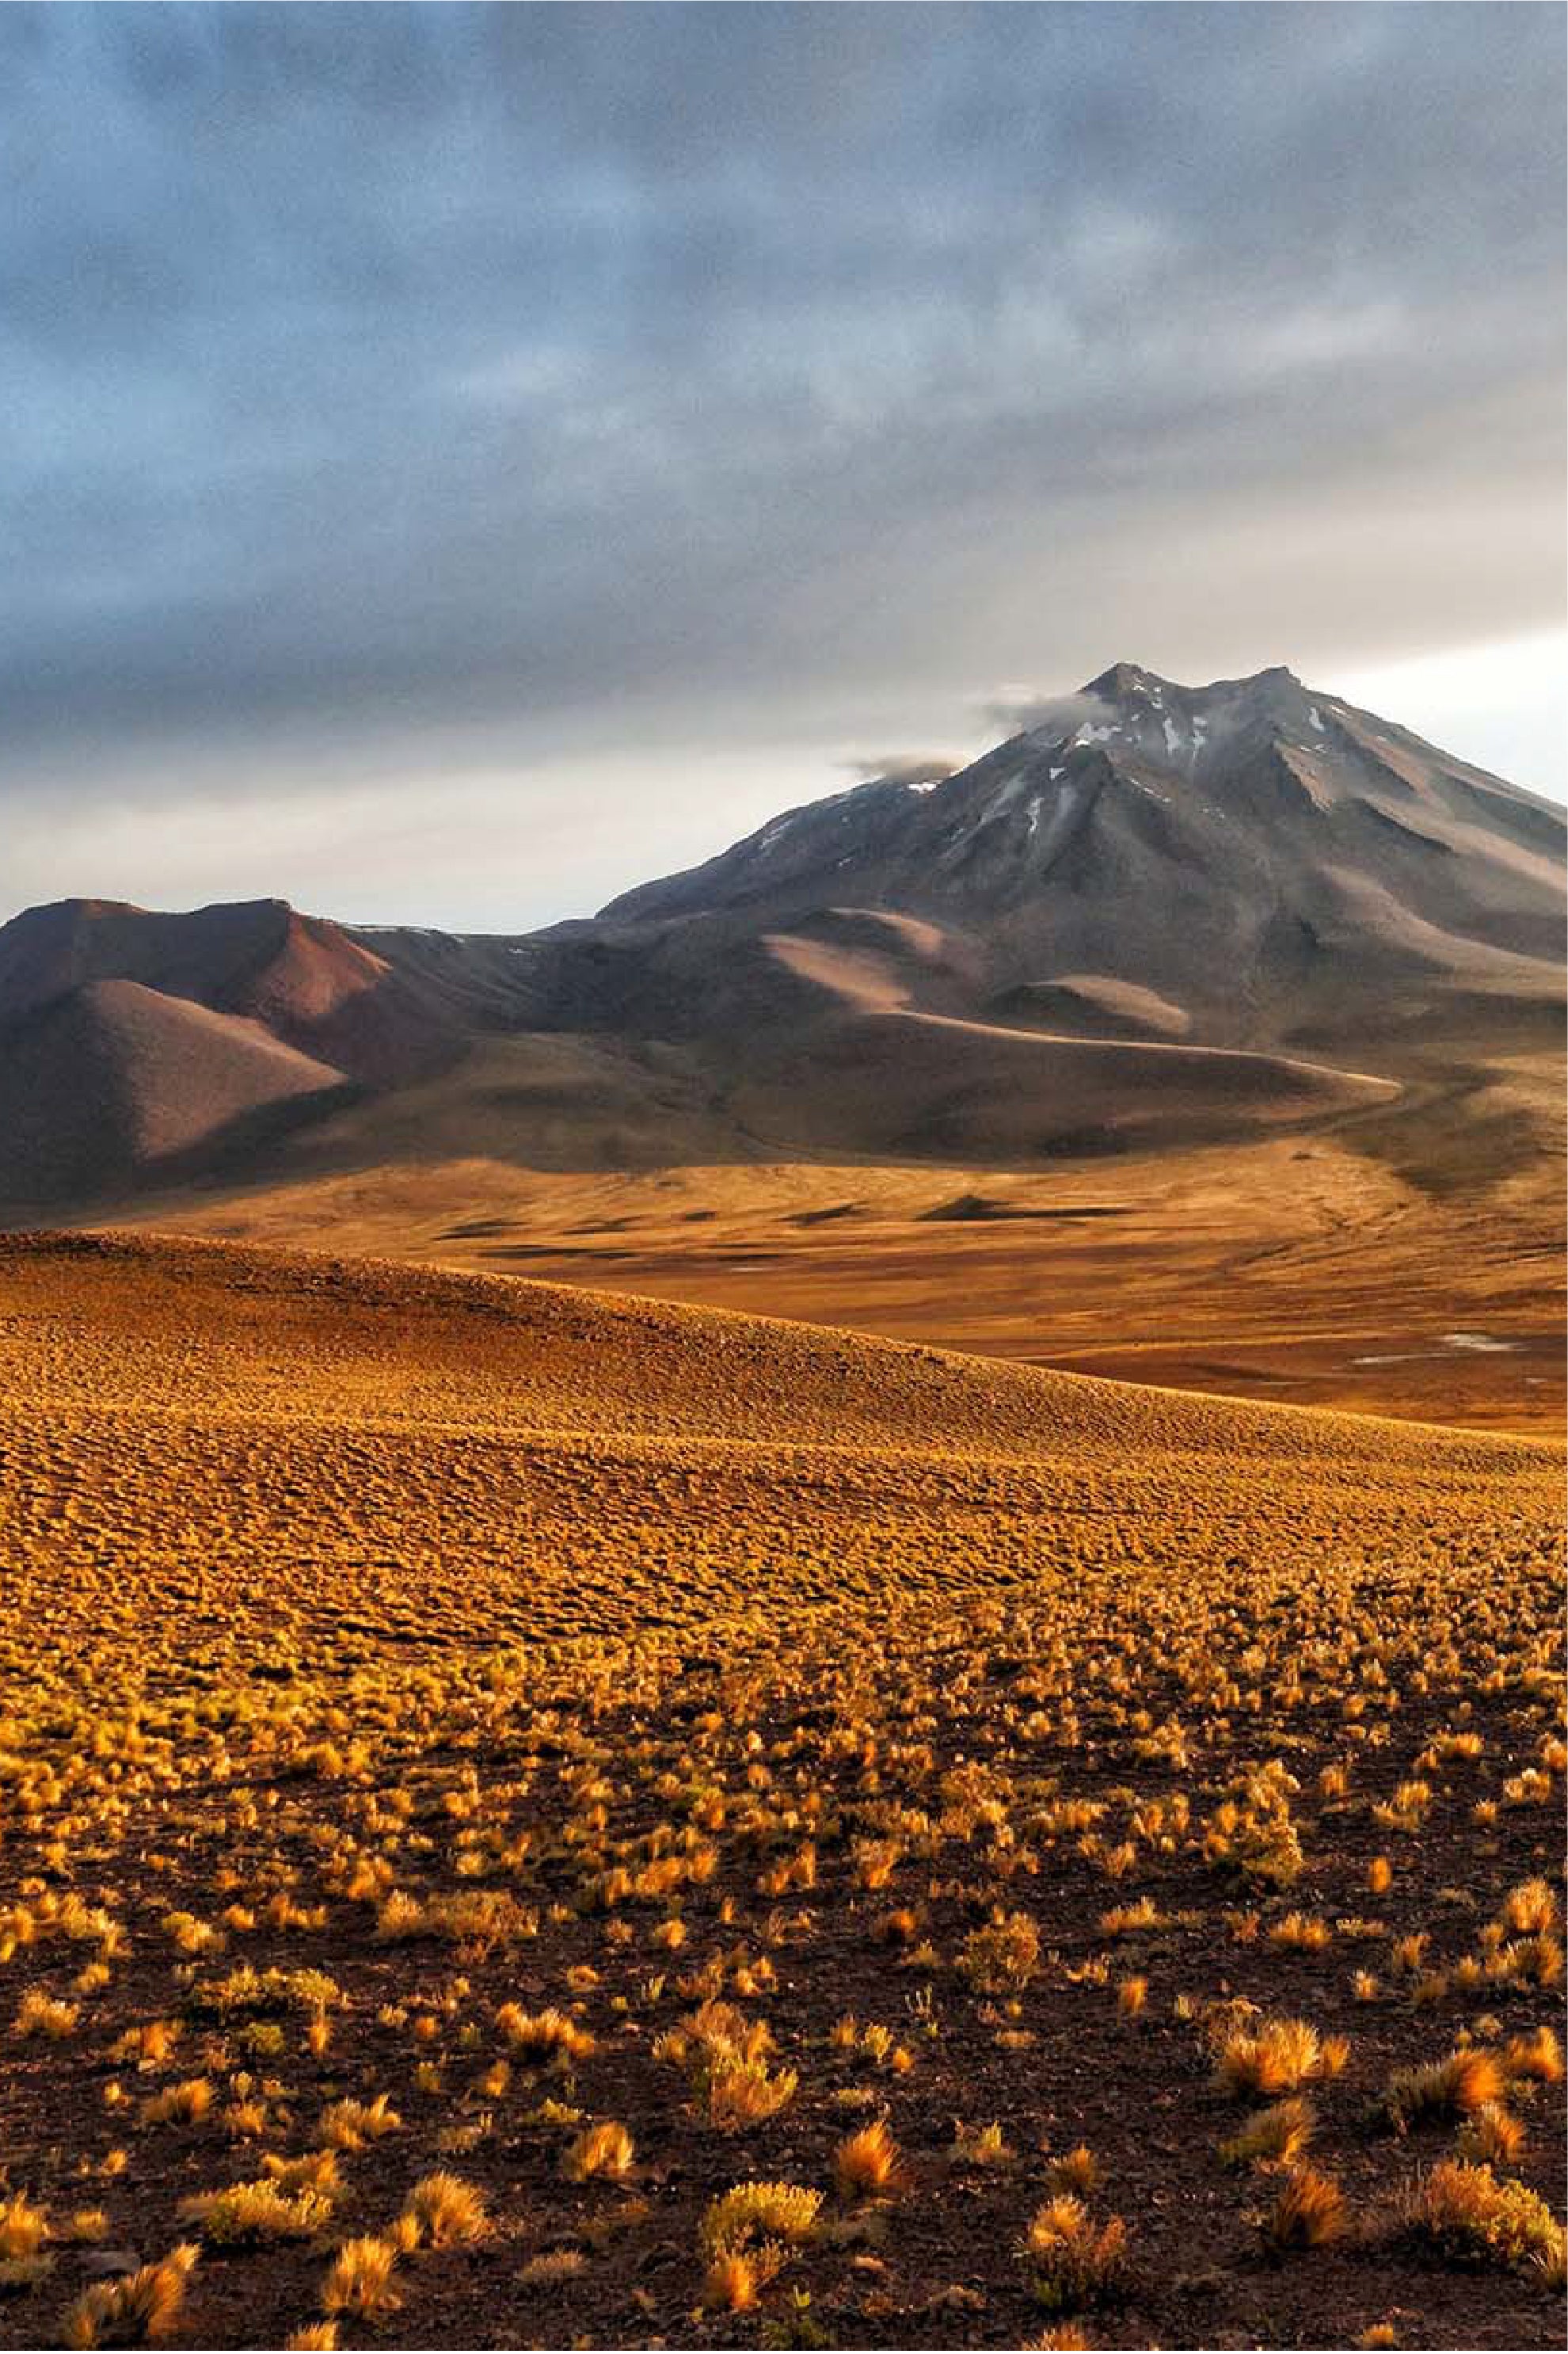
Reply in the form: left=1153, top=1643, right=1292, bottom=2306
left=0, top=980, right=347, bottom=1202
left=0, top=897, right=460, bottom=1087
left=600, top=662, right=1563, bottom=1043
left=0, top=663, right=1561, bottom=1206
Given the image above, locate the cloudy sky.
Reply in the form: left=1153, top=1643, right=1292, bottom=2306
left=5, top=2, right=1564, bottom=931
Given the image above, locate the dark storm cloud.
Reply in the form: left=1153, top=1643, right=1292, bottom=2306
left=2, top=1, right=1563, bottom=913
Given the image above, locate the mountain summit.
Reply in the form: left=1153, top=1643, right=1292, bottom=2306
left=0, top=665, right=1561, bottom=1202
left=598, top=665, right=1561, bottom=1016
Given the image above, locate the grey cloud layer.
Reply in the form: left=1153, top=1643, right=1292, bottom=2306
left=2, top=2, right=1563, bottom=832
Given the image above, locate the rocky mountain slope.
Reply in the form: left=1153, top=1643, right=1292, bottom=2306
left=599, top=662, right=1563, bottom=1046
left=1, top=664, right=1560, bottom=1204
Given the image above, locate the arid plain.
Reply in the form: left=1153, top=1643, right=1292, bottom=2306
left=0, top=1221, right=1562, bottom=2352
left=119, top=1059, right=1563, bottom=1438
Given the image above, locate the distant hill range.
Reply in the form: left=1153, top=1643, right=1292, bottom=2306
left=2, top=663, right=1562, bottom=1205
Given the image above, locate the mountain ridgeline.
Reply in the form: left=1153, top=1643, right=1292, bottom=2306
left=2, top=665, right=1562, bottom=1203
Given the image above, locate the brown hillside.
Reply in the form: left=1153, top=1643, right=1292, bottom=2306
left=0, top=982, right=347, bottom=1202
left=1, top=1228, right=1555, bottom=1684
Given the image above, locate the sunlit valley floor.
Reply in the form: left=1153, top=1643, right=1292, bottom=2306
left=113, top=1049, right=1565, bottom=1438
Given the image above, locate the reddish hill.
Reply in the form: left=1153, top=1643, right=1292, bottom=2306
left=0, top=979, right=346, bottom=1202
left=0, top=897, right=451, bottom=1090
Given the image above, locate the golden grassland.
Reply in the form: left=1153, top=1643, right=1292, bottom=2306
left=102, top=1057, right=1566, bottom=1436
left=0, top=1230, right=1562, bottom=2349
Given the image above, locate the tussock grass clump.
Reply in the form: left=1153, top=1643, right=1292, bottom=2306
left=14, top=1990, right=80, bottom=2040
left=139, top=2078, right=213, bottom=2127
left=698, top=2182, right=822, bottom=2257
left=1504, top=2025, right=1562, bottom=2085
left=1380, top=2048, right=1505, bottom=2132
left=562, top=2122, right=635, bottom=2181
left=1456, top=2104, right=1525, bottom=2167
left=701, top=2246, right=778, bottom=2311
left=1019, top=2196, right=1130, bottom=2312
left=497, top=2002, right=596, bottom=2064
left=1100, top=1896, right=1163, bottom=1937
left=1488, top=1932, right=1563, bottom=1989
left=853, top=1839, right=902, bottom=1892
left=832, top=2120, right=907, bottom=2199
left=660, top=2000, right=798, bottom=2131
left=61, top=2244, right=197, bottom=2348
left=196, top=1964, right=341, bottom=2019
left=705, top=2047, right=799, bottom=2131
left=1220, top=2096, right=1315, bottom=2170
left=317, top=2092, right=402, bottom=2150
left=1268, top=1912, right=1332, bottom=1952
left=1395, top=2161, right=1565, bottom=2278
left=320, top=2235, right=402, bottom=2319
left=178, top=2178, right=334, bottom=2246
left=161, top=1910, right=219, bottom=1957
left=0, top=2194, right=49, bottom=2262
left=1212, top=2017, right=1345, bottom=2099
left=402, top=2172, right=489, bottom=2245
left=1201, top=1769, right=1305, bottom=1888
left=1260, top=2164, right=1346, bottom=2252
left=952, top=2120, right=1015, bottom=2168
left=261, top=2152, right=341, bottom=2198
left=961, top=1910, right=1040, bottom=1991
left=376, top=1888, right=534, bottom=1951
left=1500, top=1878, right=1558, bottom=1937
left=516, top=2248, right=587, bottom=2286
left=698, top=2180, right=820, bottom=2313
left=1045, top=2147, right=1099, bottom=2196
left=108, top=2021, right=181, bottom=2070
